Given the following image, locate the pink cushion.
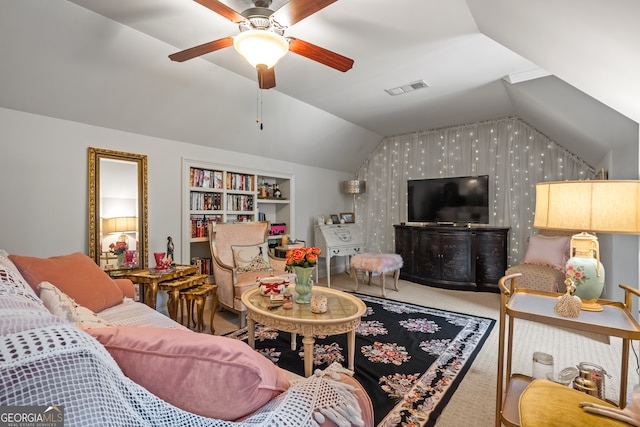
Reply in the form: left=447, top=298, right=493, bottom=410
left=9, top=252, right=124, bottom=312
left=113, top=279, right=135, bottom=299
left=86, top=325, right=290, bottom=421
left=523, top=235, right=571, bottom=272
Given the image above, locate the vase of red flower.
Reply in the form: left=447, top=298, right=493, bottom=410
left=285, top=247, right=322, bottom=304
left=109, top=240, right=128, bottom=267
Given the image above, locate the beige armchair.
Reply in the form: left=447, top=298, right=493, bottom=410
left=208, top=221, right=296, bottom=327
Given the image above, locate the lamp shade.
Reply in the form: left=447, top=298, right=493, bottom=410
left=103, top=216, right=138, bottom=234
left=534, top=180, right=640, bottom=234
left=233, top=30, right=289, bottom=69
left=342, top=180, right=366, bottom=195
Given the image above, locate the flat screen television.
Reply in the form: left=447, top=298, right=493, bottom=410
left=407, top=175, right=489, bottom=224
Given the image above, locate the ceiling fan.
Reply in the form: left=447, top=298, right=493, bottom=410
left=169, top=0, right=354, bottom=89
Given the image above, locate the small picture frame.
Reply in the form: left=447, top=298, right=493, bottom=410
left=330, top=214, right=340, bottom=224
left=340, top=212, right=354, bottom=223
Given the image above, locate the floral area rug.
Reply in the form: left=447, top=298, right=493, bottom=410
left=227, top=293, right=495, bottom=427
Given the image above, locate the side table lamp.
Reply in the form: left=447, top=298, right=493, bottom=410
left=534, top=180, right=640, bottom=311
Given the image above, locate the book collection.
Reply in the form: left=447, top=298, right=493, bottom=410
left=226, top=194, right=254, bottom=212
left=190, top=214, right=221, bottom=238
left=191, top=257, right=212, bottom=276
left=190, top=167, right=223, bottom=189
left=190, top=192, right=222, bottom=211
left=226, top=172, right=255, bottom=191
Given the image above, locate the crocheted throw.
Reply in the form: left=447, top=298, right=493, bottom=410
left=0, top=282, right=364, bottom=426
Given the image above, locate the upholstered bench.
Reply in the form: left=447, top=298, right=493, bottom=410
left=350, top=253, right=403, bottom=298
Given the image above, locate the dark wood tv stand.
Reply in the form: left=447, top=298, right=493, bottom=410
left=394, top=224, right=509, bottom=292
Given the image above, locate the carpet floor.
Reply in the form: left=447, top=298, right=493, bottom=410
left=227, top=292, right=495, bottom=426
left=205, top=273, right=638, bottom=426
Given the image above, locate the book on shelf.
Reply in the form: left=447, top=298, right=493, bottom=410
left=190, top=214, right=221, bottom=238
left=190, top=192, right=222, bottom=211
left=191, top=257, right=212, bottom=276
left=214, top=171, right=223, bottom=189
left=226, top=194, right=254, bottom=211
left=226, top=172, right=255, bottom=192
left=233, top=215, right=253, bottom=223
left=190, top=167, right=223, bottom=189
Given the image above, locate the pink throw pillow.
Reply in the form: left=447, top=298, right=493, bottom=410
left=86, top=325, right=290, bottom=421
left=522, top=235, right=571, bottom=272
left=113, top=279, right=135, bottom=299
left=9, top=252, right=124, bottom=312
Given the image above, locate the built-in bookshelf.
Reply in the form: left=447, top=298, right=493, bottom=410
left=256, top=176, right=293, bottom=244
left=181, top=159, right=295, bottom=282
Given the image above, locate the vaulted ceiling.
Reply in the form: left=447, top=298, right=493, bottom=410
left=1, top=0, right=638, bottom=172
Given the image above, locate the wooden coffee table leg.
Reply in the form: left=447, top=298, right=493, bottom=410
left=302, top=335, right=316, bottom=377
left=347, top=329, right=356, bottom=372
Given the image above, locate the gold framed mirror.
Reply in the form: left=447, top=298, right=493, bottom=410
left=88, top=147, right=148, bottom=269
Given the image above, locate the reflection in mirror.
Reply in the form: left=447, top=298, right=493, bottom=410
left=88, top=148, right=148, bottom=269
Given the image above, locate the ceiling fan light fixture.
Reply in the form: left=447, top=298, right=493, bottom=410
left=233, top=29, right=289, bottom=69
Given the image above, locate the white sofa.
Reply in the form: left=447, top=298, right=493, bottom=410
left=0, top=250, right=373, bottom=426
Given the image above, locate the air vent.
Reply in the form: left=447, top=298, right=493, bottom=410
left=385, top=80, right=429, bottom=96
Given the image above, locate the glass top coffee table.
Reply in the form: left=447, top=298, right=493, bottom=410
left=241, top=286, right=367, bottom=377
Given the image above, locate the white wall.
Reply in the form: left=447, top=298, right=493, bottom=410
left=605, top=136, right=640, bottom=303
left=0, top=107, right=353, bottom=268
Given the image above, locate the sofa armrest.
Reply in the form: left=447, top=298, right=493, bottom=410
left=113, top=279, right=135, bottom=299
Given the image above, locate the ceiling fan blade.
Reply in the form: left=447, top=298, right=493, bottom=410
left=288, top=38, right=353, bottom=72
left=273, top=0, right=337, bottom=27
left=194, top=0, right=245, bottom=23
left=169, top=37, right=233, bottom=62
left=257, top=65, right=276, bottom=89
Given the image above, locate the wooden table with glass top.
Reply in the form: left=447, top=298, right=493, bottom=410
left=241, top=286, right=367, bottom=377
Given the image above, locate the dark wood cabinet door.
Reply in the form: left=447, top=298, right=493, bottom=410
left=415, top=230, right=440, bottom=279
left=476, top=230, right=508, bottom=285
left=395, top=226, right=415, bottom=275
left=439, top=232, right=474, bottom=282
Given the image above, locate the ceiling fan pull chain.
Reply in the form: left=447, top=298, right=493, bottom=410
left=256, top=85, right=264, bottom=130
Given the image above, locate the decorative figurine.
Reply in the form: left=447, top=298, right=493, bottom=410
left=167, top=236, right=175, bottom=265
left=273, top=184, right=282, bottom=198
left=282, top=293, right=293, bottom=309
